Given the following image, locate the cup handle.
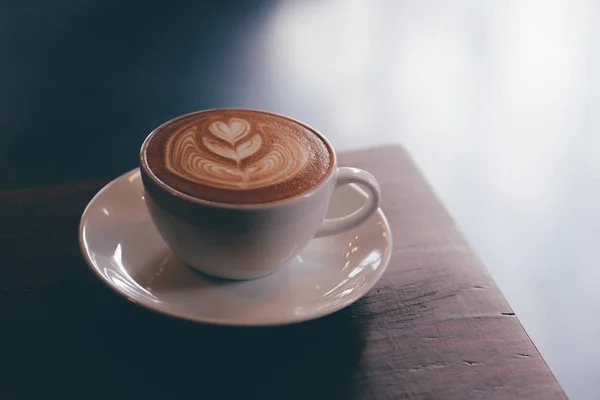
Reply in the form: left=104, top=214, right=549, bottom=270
left=314, top=167, right=381, bottom=238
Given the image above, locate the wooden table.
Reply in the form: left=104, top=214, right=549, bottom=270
left=0, top=146, right=565, bottom=399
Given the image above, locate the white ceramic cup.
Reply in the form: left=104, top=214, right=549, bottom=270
left=140, top=112, right=381, bottom=280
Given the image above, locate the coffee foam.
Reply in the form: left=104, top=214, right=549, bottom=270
left=166, top=117, right=310, bottom=190
left=144, top=110, right=333, bottom=204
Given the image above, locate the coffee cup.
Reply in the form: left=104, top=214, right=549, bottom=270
left=140, top=109, right=381, bottom=280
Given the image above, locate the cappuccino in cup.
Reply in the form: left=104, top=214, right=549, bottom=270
left=140, top=109, right=381, bottom=280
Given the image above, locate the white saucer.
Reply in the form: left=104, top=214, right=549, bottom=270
left=79, top=169, right=392, bottom=326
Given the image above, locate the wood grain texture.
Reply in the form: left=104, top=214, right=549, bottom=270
left=0, top=146, right=565, bottom=400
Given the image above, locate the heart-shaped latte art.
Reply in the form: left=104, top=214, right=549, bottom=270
left=209, top=118, right=250, bottom=145
left=164, top=118, right=310, bottom=190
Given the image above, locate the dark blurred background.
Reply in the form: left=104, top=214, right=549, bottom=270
left=3, top=1, right=600, bottom=398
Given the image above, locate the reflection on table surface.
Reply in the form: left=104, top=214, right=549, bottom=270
left=2, top=1, right=599, bottom=398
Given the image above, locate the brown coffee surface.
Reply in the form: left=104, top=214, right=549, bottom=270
left=144, top=109, right=334, bottom=204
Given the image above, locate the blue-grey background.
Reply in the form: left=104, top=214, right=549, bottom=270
left=2, top=1, right=599, bottom=398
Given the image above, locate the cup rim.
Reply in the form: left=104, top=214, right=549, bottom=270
left=139, top=107, right=338, bottom=210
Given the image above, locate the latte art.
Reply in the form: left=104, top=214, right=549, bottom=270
left=143, top=109, right=334, bottom=205
left=165, top=118, right=309, bottom=190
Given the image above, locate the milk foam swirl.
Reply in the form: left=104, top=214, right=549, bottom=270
left=164, top=117, right=310, bottom=190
